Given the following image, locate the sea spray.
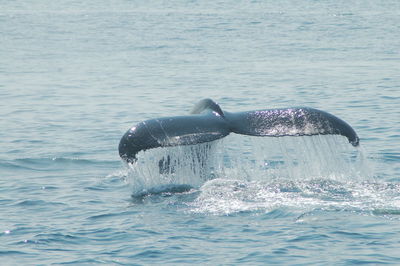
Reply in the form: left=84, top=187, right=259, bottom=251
left=188, top=178, right=400, bottom=215
left=127, top=141, right=224, bottom=196
left=126, top=134, right=370, bottom=197
left=188, top=135, right=378, bottom=215
left=222, top=134, right=370, bottom=182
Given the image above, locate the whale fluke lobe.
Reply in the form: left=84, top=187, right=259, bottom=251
left=118, top=111, right=230, bottom=162
left=119, top=99, right=359, bottom=162
left=226, top=107, right=360, bottom=147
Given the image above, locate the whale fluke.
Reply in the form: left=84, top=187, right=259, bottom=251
left=119, top=99, right=359, bottom=162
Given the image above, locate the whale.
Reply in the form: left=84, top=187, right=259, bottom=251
left=119, top=98, right=359, bottom=163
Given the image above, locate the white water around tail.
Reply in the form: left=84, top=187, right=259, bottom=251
left=126, top=134, right=378, bottom=213
left=127, top=141, right=224, bottom=196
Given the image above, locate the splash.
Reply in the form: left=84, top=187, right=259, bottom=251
left=188, top=178, right=400, bottom=217
left=126, top=134, right=369, bottom=197
left=221, top=134, right=370, bottom=182
left=183, top=135, right=395, bottom=216
left=125, top=134, right=400, bottom=217
left=127, top=141, right=224, bottom=197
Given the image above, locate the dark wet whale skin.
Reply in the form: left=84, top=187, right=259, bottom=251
left=119, top=99, right=359, bottom=162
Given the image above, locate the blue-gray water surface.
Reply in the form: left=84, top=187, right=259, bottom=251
left=1, top=1, right=400, bottom=265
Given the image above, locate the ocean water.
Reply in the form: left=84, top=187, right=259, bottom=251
left=1, top=1, right=400, bottom=265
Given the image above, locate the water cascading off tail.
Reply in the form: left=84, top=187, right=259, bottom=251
left=126, top=134, right=369, bottom=197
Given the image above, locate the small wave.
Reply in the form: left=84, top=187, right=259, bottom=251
left=0, top=250, right=30, bottom=256
left=372, top=209, right=400, bottom=216
left=0, top=157, right=118, bottom=172
left=381, top=152, right=400, bottom=162
left=131, top=184, right=194, bottom=199
left=58, top=259, right=110, bottom=265
left=87, top=210, right=139, bottom=220
left=32, top=233, right=81, bottom=246
left=15, top=199, right=49, bottom=206
left=130, top=249, right=164, bottom=259
left=14, top=199, right=67, bottom=208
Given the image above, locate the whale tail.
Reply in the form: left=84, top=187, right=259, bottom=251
left=119, top=99, right=359, bottom=162
left=226, top=107, right=359, bottom=147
